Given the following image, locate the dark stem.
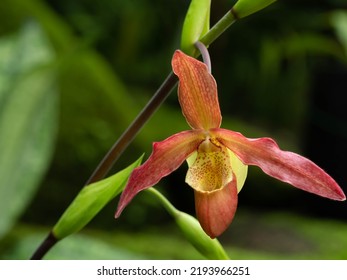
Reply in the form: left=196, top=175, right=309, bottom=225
left=30, top=232, right=58, bottom=260
left=85, top=71, right=178, bottom=185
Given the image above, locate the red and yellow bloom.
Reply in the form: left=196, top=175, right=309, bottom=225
left=116, top=50, right=345, bottom=238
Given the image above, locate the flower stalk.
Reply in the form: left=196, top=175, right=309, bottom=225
left=195, top=41, right=211, bottom=73
left=199, top=10, right=237, bottom=47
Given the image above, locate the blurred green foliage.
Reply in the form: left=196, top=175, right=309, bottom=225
left=0, top=21, right=58, bottom=239
left=0, top=0, right=346, bottom=259
left=2, top=211, right=347, bottom=259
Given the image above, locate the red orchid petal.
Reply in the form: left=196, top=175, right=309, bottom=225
left=194, top=179, right=238, bottom=238
left=212, top=128, right=346, bottom=201
left=115, top=130, right=205, bottom=217
left=172, top=50, right=222, bottom=130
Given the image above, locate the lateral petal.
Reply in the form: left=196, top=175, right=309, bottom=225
left=115, top=130, right=205, bottom=217
left=172, top=50, right=222, bottom=130
left=212, top=128, right=346, bottom=201
left=194, top=179, right=238, bottom=238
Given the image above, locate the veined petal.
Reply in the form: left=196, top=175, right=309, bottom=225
left=115, top=130, right=205, bottom=217
left=172, top=50, right=221, bottom=130
left=212, top=128, right=346, bottom=201
left=194, top=179, right=238, bottom=238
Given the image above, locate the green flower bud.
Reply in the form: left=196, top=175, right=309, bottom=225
left=147, top=188, right=229, bottom=260
left=181, top=0, right=211, bottom=56
left=174, top=211, right=229, bottom=260
left=232, top=0, right=277, bottom=19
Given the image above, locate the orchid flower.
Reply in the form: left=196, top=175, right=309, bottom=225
left=115, top=50, right=345, bottom=238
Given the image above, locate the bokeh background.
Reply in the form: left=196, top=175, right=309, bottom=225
left=1, top=0, right=347, bottom=259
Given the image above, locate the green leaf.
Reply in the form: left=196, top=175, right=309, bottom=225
left=53, top=155, right=143, bottom=240
left=181, top=0, right=211, bottom=56
left=232, top=0, right=277, bottom=19
left=0, top=21, right=57, bottom=238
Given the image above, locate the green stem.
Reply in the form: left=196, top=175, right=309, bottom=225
left=200, top=9, right=237, bottom=47
left=30, top=6, right=239, bottom=260
left=146, top=188, right=179, bottom=218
